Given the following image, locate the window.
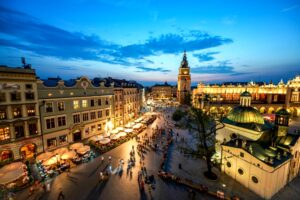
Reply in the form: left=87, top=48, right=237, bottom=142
left=97, top=124, right=102, bottom=131
left=0, top=127, right=10, bottom=141
left=85, top=127, right=89, bottom=135
left=25, top=84, right=33, bottom=89
left=28, top=122, right=38, bottom=135
left=91, top=99, right=94, bottom=107
left=238, top=168, right=244, bottom=175
left=0, top=93, right=6, bottom=102
left=252, top=176, right=258, bottom=184
left=73, top=100, right=79, bottom=109
left=59, top=135, right=68, bottom=144
left=47, top=138, right=57, bottom=148
left=98, top=99, right=102, bottom=106
left=15, top=124, right=25, bottom=139
left=45, top=102, right=53, bottom=112
left=11, top=92, right=21, bottom=101
left=226, top=162, right=231, bottom=168
left=240, top=152, right=244, bottom=158
left=91, top=125, right=96, bottom=132
left=25, top=92, right=34, bottom=100
left=0, top=107, right=7, bottom=120
left=58, top=116, right=66, bottom=127
left=105, top=98, right=109, bottom=105
left=12, top=106, right=22, bottom=118
left=46, top=118, right=55, bottom=129
left=90, top=112, right=96, bottom=120
left=106, top=110, right=110, bottom=116
left=97, top=110, right=102, bottom=118
left=73, top=114, right=80, bottom=124
left=82, top=100, right=88, bottom=108
left=27, top=105, right=35, bottom=116
left=57, top=101, right=65, bottom=111
left=83, top=113, right=89, bottom=121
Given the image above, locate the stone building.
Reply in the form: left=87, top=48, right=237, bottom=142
left=0, top=65, right=42, bottom=162
left=177, top=51, right=191, bottom=104
left=219, top=91, right=300, bottom=199
left=151, top=82, right=173, bottom=100
left=192, top=76, right=300, bottom=117
left=37, top=77, right=115, bottom=151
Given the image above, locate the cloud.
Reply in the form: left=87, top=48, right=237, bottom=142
left=281, top=5, right=298, bottom=12
left=193, top=52, right=219, bottom=62
left=135, top=66, right=171, bottom=73
left=0, top=6, right=233, bottom=67
left=191, top=61, right=236, bottom=74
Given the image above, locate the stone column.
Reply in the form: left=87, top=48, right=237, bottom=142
left=267, top=94, right=273, bottom=104
left=9, top=123, right=15, bottom=141
left=7, top=105, right=13, bottom=119
left=24, top=121, right=30, bottom=137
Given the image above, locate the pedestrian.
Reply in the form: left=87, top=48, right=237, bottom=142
left=57, top=188, right=65, bottom=200
left=99, top=172, right=103, bottom=182
left=101, top=156, right=104, bottom=163
left=108, top=156, right=112, bottom=162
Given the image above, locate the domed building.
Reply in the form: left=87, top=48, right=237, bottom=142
left=219, top=91, right=300, bottom=199
left=222, top=90, right=273, bottom=141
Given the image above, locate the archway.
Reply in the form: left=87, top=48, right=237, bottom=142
left=20, top=143, right=36, bottom=159
left=0, top=150, right=13, bottom=162
left=260, top=107, right=266, bottom=114
left=268, top=107, right=275, bottom=114
left=72, top=129, right=82, bottom=142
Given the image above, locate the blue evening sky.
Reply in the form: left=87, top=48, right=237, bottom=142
left=0, top=0, right=299, bottom=86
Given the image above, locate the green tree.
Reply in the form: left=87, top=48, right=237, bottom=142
left=182, top=107, right=224, bottom=180
left=183, top=93, right=191, bottom=106
left=172, top=109, right=185, bottom=121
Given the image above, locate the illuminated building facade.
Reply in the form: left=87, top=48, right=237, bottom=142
left=177, top=51, right=191, bottom=104
left=192, top=76, right=300, bottom=117
left=151, top=82, right=174, bottom=100
left=0, top=65, right=43, bottom=163
left=37, top=77, right=114, bottom=151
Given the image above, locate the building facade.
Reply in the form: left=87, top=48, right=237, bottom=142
left=192, top=76, right=300, bottom=117
left=151, top=82, right=173, bottom=100
left=0, top=66, right=43, bottom=162
left=37, top=77, right=115, bottom=151
left=177, top=51, right=191, bottom=104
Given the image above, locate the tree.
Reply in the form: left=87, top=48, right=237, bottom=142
left=183, top=93, right=191, bottom=106
left=181, top=107, right=224, bottom=180
left=172, top=109, right=185, bottom=122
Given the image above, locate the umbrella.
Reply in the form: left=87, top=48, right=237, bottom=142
left=110, top=129, right=119, bottom=134
left=133, top=123, right=142, bottom=129
left=89, top=135, right=103, bottom=142
left=36, top=152, right=53, bottom=161
left=118, top=132, right=127, bottom=137
left=99, top=138, right=111, bottom=144
left=42, top=155, right=59, bottom=166
left=124, top=129, right=133, bottom=133
left=77, top=146, right=91, bottom=155
left=70, top=143, right=84, bottom=150
left=61, top=151, right=77, bottom=160
left=110, top=134, right=120, bottom=140
left=53, top=147, right=68, bottom=155
left=116, top=127, right=124, bottom=131
left=0, top=162, right=25, bottom=185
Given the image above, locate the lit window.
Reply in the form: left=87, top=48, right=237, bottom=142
left=45, top=102, right=53, bottom=112
left=47, top=138, right=57, bottom=148
left=59, top=135, right=68, bottom=144
left=97, top=124, right=102, bottom=131
left=27, top=105, right=35, bottom=116
left=0, top=127, right=10, bottom=141
left=12, top=106, right=22, bottom=118
left=82, top=100, right=88, bottom=108
left=73, top=100, right=79, bottom=109
left=0, top=107, right=7, bottom=120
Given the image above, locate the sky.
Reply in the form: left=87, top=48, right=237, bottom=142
left=0, top=0, right=299, bottom=86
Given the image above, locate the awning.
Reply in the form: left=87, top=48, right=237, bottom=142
left=53, top=147, right=68, bottom=155
left=0, top=162, right=26, bottom=185
left=99, top=138, right=111, bottom=144
left=70, top=142, right=84, bottom=150
left=77, top=145, right=91, bottom=155
left=36, top=152, right=53, bottom=161
left=118, top=132, right=127, bottom=137
left=61, top=151, right=77, bottom=160
left=124, top=129, right=133, bottom=133
left=110, top=129, right=119, bottom=134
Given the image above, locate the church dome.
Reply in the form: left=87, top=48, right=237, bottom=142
left=227, top=106, right=265, bottom=124
left=240, top=91, right=251, bottom=97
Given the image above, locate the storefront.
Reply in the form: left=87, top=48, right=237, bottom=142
left=20, top=143, right=36, bottom=159
left=73, top=130, right=82, bottom=142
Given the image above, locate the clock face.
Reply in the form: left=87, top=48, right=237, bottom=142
left=81, top=81, right=88, bottom=89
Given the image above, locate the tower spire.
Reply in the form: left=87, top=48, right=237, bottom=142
left=180, top=50, right=189, bottom=68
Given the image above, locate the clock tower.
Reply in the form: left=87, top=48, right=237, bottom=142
left=177, top=51, right=191, bottom=104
